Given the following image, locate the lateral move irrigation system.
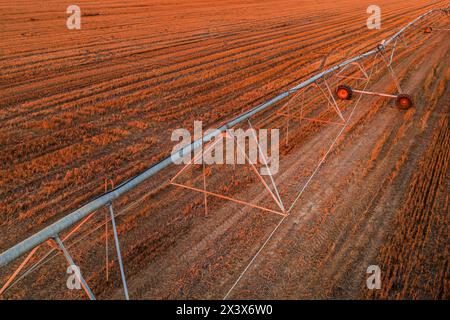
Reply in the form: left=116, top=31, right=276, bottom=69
left=1, top=6, right=448, bottom=300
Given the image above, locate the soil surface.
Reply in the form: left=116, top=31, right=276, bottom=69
left=0, top=0, right=448, bottom=299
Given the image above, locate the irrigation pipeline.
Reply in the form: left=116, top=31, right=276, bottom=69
left=0, top=7, right=448, bottom=268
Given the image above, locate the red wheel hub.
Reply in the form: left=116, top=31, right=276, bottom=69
left=396, top=94, right=414, bottom=109
left=399, top=97, right=411, bottom=108
left=336, top=85, right=353, bottom=100
left=337, top=88, right=350, bottom=100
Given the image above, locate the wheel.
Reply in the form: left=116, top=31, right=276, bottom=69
left=396, top=94, right=414, bottom=110
left=336, top=85, right=353, bottom=100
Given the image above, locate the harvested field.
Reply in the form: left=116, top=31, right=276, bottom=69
left=0, top=0, right=448, bottom=299
left=367, top=109, right=449, bottom=300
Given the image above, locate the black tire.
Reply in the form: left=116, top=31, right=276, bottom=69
left=336, top=85, right=353, bottom=100
left=396, top=94, right=414, bottom=110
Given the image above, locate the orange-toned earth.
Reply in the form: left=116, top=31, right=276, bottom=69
left=0, top=0, right=448, bottom=299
